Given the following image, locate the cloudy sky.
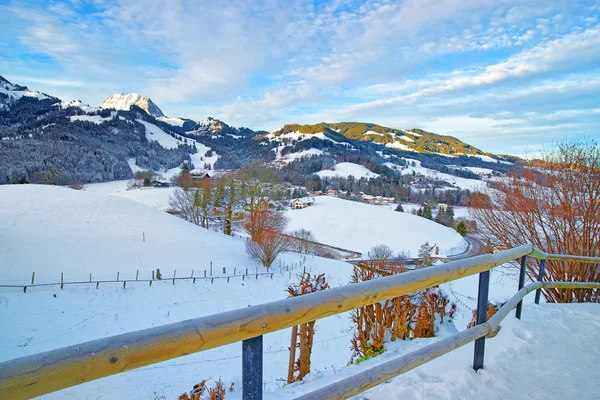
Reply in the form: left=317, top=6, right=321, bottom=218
left=1, top=0, right=599, bottom=155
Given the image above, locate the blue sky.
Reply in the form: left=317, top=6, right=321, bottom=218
left=1, top=0, right=599, bottom=155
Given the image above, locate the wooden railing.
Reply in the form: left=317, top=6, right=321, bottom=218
left=0, top=244, right=598, bottom=399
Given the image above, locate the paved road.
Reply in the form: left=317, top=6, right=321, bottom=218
left=446, top=235, right=484, bottom=260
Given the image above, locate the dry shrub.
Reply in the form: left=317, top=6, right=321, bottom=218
left=286, top=270, right=329, bottom=383
left=69, top=181, right=84, bottom=190
left=467, top=302, right=504, bottom=329
left=179, top=379, right=231, bottom=400
left=350, top=262, right=454, bottom=363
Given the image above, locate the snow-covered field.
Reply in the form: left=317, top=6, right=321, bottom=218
left=1, top=185, right=594, bottom=400
left=316, top=162, right=380, bottom=179
left=285, top=196, right=466, bottom=257
left=387, top=158, right=487, bottom=191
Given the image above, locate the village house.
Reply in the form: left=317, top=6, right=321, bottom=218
left=290, top=197, right=315, bottom=210
left=151, top=179, right=170, bottom=188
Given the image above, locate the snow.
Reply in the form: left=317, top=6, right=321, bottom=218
left=157, top=116, right=187, bottom=127
left=365, top=130, right=384, bottom=136
left=280, top=148, right=325, bottom=162
left=471, top=154, right=497, bottom=163
left=61, top=100, right=97, bottom=113
left=450, top=166, right=497, bottom=175
left=316, top=162, right=380, bottom=179
left=1, top=185, right=596, bottom=399
left=268, top=131, right=340, bottom=144
left=0, top=184, right=357, bottom=399
left=70, top=113, right=115, bottom=124
left=288, top=303, right=600, bottom=399
left=100, top=93, right=164, bottom=117
left=285, top=196, right=466, bottom=257
left=386, top=141, right=415, bottom=151
left=402, top=158, right=487, bottom=191
left=137, top=119, right=182, bottom=150
left=398, top=135, right=414, bottom=142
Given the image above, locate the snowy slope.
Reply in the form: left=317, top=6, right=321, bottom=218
left=389, top=159, right=486, bottom=191
left=157, top=116, right=187, bottom=127
left=285, top=196, right=466, bottom=256
left=0, top=76, right=50, bottom=104
left=0, top=184, right=358, bottom=399
left=137, top=119, right=182, bottom=149
left=316, top=162, right=379, bottom=179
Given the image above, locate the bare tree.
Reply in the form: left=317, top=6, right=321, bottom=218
left=245, top=232, right=289, bottom=269
left=289, top=229, right=317, bottom=255
left=367, top=244, right=394, bottom=261
left=235, top=163, right=283, bottom=212
left=243, top=209, right=288, bottom=241
left=244, top=209, right=289, bottom=269
left=472, top=139, right=600, bottom=303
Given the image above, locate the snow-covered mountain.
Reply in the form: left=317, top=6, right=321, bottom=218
left=99, top=93, right=164, bottom=117
left=0, top=75, right=51, bottom=107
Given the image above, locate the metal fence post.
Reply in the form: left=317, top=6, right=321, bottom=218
left=473, top=270, right=490, bottom=371
left=534, top=259, right=546, bottom=304
left=516, top=255, right=527, bottom=319
left=242, top=335, right=263, bottom=400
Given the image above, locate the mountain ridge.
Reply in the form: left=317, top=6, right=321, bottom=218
left=99, top=93, right=164, bottom=117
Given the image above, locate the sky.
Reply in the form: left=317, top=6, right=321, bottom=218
left=1, top=0, right=599, bottom=155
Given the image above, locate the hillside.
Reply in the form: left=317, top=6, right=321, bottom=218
left=284, top=196, right=466, bottom=257
left=0, top=75, right=516, bottom=186
left=270, top=122, right=487, bottom=157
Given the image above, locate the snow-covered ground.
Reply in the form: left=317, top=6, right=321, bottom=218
left=316, top=162, right=380, bottom=179
left=288, top=303, right=600, bottom=399
left=387, top=159, right=487, bottom=191
left=1, top=185, right=593, bottom=400
left=285, top=196, right=466, bottom=257
left=69, top=113, right=116, bottom=124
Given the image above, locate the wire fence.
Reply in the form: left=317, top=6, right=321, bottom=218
left=0, top=260, right=309, bottom=292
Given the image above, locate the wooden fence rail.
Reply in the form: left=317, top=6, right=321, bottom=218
left=0, top=244, right=598, bottom=399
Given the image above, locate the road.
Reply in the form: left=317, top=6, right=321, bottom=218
left=446, top=235, right=484, bottom=260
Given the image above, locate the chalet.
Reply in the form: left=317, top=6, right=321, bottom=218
left=290, top=197, right=315, bottom=210
left=191, top=172, right=211, bottom=181
left=438, top=203, right=448, bottom=210
left=291, top=199, right=306, bottom=210
left=151, top=179, right=170, bottom=188
left=327, top=189, right=341, bottom=196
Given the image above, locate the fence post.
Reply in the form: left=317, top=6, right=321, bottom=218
left=210, top=262, right=213, bottom=276
left=136, top=270, right=139, bottom=281
left=31, top=272, right=35, bottom=285
left=516, top=255, right=527, bottom=319
left=173, top=270, right=176, bottom=285
left=61, top=272, right=64, bottom=290
left=473, top=270, right=490, bottom=371
left=534, top=259, right=546, bottom=304
left=242, top=335, right=263, bottom=400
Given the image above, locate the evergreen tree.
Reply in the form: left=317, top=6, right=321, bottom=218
left=456, top=221, right=468, bottom=236
left=416, top=241, right=435, bottom=268
left=423, top=204, right=433, bottom=220
left=394, top=203, right=404, bottom=212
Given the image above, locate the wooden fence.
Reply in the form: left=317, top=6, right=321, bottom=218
left=0, top=244, right=598, bottom=399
